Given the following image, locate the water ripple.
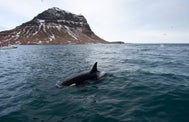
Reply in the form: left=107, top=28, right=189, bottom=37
left=0, top=44, right=189, bottom=122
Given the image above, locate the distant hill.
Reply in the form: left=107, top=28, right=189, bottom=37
left=108, top=41, right=125, bottom=44
left=0, top=7, right=108, bottom=45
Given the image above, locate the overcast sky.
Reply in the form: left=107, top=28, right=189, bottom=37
left=0, top=0, right=189, bottom=43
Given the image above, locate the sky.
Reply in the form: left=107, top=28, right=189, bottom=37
left=0, top=0, right=189, bottom=43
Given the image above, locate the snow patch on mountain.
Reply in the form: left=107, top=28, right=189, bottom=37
left=64, top=25, right=78, bottom=40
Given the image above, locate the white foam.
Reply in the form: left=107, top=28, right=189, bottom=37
left=56, top=81, right=64, bottom=88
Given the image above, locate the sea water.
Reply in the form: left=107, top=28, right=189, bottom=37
left=0, top=44, right=189, bottom=122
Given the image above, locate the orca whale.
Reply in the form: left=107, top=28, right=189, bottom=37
left=56, top=62, right=106, bottom=88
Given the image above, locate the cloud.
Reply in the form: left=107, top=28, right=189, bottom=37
left=0, top=0, right=189, bottom=43
left=0, top=26, right=7, bottom=31
left=124, top=29, right=189, bottom=43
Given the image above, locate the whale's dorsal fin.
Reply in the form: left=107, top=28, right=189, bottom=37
left=90, top=62, right=98, bottom=73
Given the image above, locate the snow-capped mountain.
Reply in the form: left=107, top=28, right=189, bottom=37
left=0, top=7, right=107, bottom=45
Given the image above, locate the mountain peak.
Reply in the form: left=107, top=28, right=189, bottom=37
left=34, top=7, right=85, bottom=23
left=0, top=7, right=107, bottom=45
left=50, top=7, right=62, bottom=11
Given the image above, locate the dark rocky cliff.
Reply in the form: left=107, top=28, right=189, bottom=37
left=0, top=7, right=107, bottom=45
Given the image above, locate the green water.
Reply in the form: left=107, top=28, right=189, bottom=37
left=0, top=44, right=189, bottom=122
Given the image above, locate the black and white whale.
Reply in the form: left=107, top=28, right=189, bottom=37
left=56, top=62, right=106, bottom=88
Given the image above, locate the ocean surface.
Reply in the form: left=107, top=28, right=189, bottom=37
left=0, top=44, right=189, bottom=122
